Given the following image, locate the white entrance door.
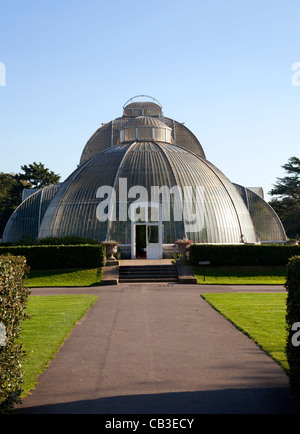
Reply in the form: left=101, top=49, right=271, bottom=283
left=130, top=202, right=162, bottom=260
left=147, top=224, right=162, bottom=259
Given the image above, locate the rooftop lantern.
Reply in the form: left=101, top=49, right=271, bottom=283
left=120, top=116, right=173, bottom=144
left=123, top=95, right=163, bottom=118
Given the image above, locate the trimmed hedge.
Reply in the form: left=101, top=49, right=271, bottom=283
left=35, top=236, right=99, bottom=245
left=26, top=235, right=99, bottom=246
left=0, top=255, right=31, bottom=414
left=189, top=244, right=300, bottom=266
left=285, top=256, right=300, bottom=397
left=0, top=245, right=105, bottom=270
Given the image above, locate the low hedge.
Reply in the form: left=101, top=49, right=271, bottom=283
left=0, top=254, right=31, bottom=414
left=0, top=245, right=105, bottom=270
left=15, top=235, right=100, bottom=246
left=285, top=256, right=300, bottom=398
left=189, top=244, right=300, bottom=266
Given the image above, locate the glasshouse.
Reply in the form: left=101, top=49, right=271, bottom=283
left=2, top=96, right=287, bottom=259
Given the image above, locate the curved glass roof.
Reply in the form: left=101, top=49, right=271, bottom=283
left=79, top=96, right=206, bottom=164
left=234, top=184, right=287, bottom=242
left=122, top=116, right=169, bottom=128
left=2, top=184, right=61, bottom=243
left=38, top=142, right=257, bottom=244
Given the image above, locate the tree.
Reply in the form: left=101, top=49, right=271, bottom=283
left=269, top=157, right=300, bottom=239
left=0, top=173, right=24, bottom=237
left=17, top=162, right=60, bottom=189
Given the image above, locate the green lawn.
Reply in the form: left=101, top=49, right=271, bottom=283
left=201, top=293, right=288, bottom=371
left=26, top=268, right=103, bottom=287
left=194, top=266, right=286, bottom=285
left=19, top=294, right=98, bottom=397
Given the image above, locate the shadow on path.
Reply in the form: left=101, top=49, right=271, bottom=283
left=15, top=387, right=300, bottom=414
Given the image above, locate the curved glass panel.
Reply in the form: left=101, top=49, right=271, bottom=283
left=153, top=128, right=166, bottom=142
left=2, top=184, right=61, bottom=243
left=124, top=128, right=136, bottom=141
left=80, top=118, right=129, bottom=165
left=157, top=144, right=256, bottom=244
left=39, top=145, right=130, bottom=241
left=137, top=127, right=152, bottom=141
left=234, top=184, right=287, bottom=242
left=163, top=117, right=206, bottom=158
left=109, top=142, right=184, bottom=244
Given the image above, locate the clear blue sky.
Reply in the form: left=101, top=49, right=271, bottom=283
left=0, top=0, right=299, bottom=201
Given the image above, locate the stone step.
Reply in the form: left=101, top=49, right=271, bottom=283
left=119, top=279, right=177, bottom=283
left=120, top=265, right=176, bottom=269
left=119, top=264, right=178, bottom=283
left=119, top=274, right=178, bottom=279
left=119, top=269, right=177, bottom=275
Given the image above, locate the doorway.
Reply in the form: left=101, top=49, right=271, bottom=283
left=130, top=202, right=163, bottom=260
left=136, top=224, right=146, bottom=258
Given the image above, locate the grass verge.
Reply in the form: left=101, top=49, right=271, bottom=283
left=194, top=266, right=286, bottom=285
left=19, top=294, right=98, bottom=397
left=201, top=293, right=288, bottom=372
left=26, top=268, right=103, bottom=287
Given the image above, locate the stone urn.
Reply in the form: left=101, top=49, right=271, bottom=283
left=174, top=237, right=193, bottom=260
left=177, top=243, right=189, bottom=255
left=106, top=244, right=118, bottom=260
left=101, top=241, right=119, bottom=261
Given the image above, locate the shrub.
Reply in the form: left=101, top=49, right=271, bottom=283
left=285, top=256, right=300, bottom=397
left=0, top=255, right=31, bottom=414
left=15, top=235, right=99, bottom=246
left=0, top=245, right=105, bottom=270
left=35, top=236, right=99, bottom=245
left=189, top=244, right=300, bottom=266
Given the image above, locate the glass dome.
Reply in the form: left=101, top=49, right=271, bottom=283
left=79, top=96, right=206, bottom=164
left=38, top=141, right=257, bottom=245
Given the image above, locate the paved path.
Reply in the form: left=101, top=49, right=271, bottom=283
left=15, top=284, right=300, bottom=414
